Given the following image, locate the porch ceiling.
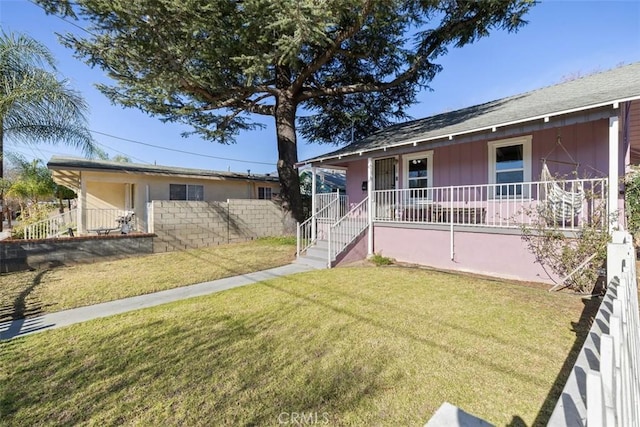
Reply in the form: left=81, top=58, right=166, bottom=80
left=51, top=169, right=81, bottom=190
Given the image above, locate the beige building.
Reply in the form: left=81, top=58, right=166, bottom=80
left=48, top=156, right=281, bottom=234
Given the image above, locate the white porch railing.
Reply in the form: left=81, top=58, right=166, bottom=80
left=316, top=192, right=349, bottom=221
left=85, top=209, right=139, bottom=233
left=297, top=195, right=343, bottom=257
left=548, top=231, right=640, bottom=426
left=373, top=177, right=608, bottom=230
left=328, top=197, right=369, bottom=265
left=23, top=209, right=77, bottom=240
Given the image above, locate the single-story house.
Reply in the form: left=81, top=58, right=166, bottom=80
left=47, top=156, right=281, bottom=235
left=297, top=62, right=640, bottom=283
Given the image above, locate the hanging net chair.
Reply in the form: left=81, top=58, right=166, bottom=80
left=541, top=162, right=585, bottom=223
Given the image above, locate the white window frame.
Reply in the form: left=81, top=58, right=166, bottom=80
left=402, top=150, right=434, bottom=201
left=488, top=136, right=532, bottom=199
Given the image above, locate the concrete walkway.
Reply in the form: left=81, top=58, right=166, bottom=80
left=0, top=263, right=314, bottom=340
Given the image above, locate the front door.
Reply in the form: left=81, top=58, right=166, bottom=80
left=374, top=157, right=396, bottom=219
left=375, top=157, right=396, bottom=190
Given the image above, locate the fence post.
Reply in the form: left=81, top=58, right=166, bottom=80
left=327, top=226, right=332, bottom=268
left=296, top=222, right=301, bottom=258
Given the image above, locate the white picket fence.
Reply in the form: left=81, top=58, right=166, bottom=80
left=549, top=230, right=640, bottom=426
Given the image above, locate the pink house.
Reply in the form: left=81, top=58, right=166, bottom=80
left=296, top=63, right=640, bottom=283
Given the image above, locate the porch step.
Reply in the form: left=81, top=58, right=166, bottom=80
left=296, top=239, right=330, bottom=269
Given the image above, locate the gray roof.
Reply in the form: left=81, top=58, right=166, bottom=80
left=47, top=156, right=280, bottom=182
left=302, top=62, right=640, bottom=164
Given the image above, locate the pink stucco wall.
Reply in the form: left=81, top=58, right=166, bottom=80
left=373, top=225, right=558, bottom=284
left=344, top=160, right=368, bottom=205
left=340, top=119, right=614, bottom=204
left=335, top=232, right=368, bottom=266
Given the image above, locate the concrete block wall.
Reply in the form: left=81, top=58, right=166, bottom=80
left=151, top=199, right=294, bottom=253
left=0, top=234, right=154, bottom=272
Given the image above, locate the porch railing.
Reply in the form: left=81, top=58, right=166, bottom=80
left=548, top=231, right=640, bottom=426
left=373, top=177, right=608, bottom=230
left=328, top=197, right=369, bottom=265
left=297, top=196, right=343, bottom=257
left=85, top=209, right=140, bottom=233
left=23, top=209, right=77, bottom=240
left=316, top=192, right=349, bottom=221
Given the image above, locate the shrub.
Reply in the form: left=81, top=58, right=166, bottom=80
left=521, top=188, right=610, bottom=294
left=370, top=253, right=394, bottom=266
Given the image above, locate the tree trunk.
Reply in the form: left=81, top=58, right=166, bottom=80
left=274, top=94, right=303, bottom=223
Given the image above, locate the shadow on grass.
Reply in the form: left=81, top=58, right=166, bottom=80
left=0, top=269, right=51, bottom=323
left=511, top=297, right=600, bottom=427
left=0, top=309, right=387, bottom=425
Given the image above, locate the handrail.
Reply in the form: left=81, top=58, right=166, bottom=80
left=327, top=197, right=369, bottom=266
left=296, top=196, right=342, bottom=257
left=23, top=209, right=77, bottom=240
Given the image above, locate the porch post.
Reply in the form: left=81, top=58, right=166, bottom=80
left=609, top=115, right=619, bottom=232
left=311, top=166, right=317, bottom=241
left=78, top=172, right=86, bottom=235
left=367, top=157, right=373, bottom=256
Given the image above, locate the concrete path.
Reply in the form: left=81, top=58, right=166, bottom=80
left=0, top=263, right=314, bottom=340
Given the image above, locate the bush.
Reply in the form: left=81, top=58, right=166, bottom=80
left=10, top=204, right=57, bottom=239
left=625, top=167, right=640, bottom=244
left=521, top=188, right=610, bottom=294
left=370, top=253, right=394, bottom=266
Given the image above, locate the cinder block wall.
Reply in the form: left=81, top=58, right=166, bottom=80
left=151, top=199, right=294, bottom=253
left=0, top=234, right=154, bottom=272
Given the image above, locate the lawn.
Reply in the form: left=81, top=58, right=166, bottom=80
left=0, top=237, right=296, bottom=321
left=0, top=266, right=597, bottom=426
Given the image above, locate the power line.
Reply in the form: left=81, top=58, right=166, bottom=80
left=26, top=0, right=96, bottom=36
left=90, top=130, right=277, bottom=166
left=91, top=140, right=150, bottom=164
left=25, top=0, right=277, bottom=168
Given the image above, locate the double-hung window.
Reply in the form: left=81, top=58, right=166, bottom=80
left=169, top=184, right=204, bottom=201
left=488, top=136, right=532, bottom=198
left=403, top=151, right=433, bottom=200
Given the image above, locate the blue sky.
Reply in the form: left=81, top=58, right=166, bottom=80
left=1, top=0, right=639, bottom=174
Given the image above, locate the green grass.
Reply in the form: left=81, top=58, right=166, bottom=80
left=0, top=267, right=596, bottom=426
left=0, top=238, right=295, bottom=320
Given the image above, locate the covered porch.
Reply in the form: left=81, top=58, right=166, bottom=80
left=49, top=168, right=144, bottom=236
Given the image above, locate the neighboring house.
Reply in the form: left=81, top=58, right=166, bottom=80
left=47, top=156, right=281, bottom=235
left=300, top=168, right=346, bottom=194
left=297, top=63, right=640, bottom=283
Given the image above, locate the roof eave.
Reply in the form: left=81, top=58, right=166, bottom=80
left=299, top=96, right=639, bottom=166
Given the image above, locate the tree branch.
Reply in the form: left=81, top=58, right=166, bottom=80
left=290, top=0, right=374, bottom=96
left=297, top=11, right=487, bottom=102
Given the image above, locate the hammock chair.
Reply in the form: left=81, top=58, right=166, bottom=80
left=541, top=162, right=584, bottom=223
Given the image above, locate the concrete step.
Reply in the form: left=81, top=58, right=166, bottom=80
left=295, top=255, right=328, bottom=269
left=306, top=246, right=329, bottom=259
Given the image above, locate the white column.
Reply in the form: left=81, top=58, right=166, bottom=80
left=311, top=166, right=317, bottom=241
left=78, top=172, right=86, bottom=234
left=609, top=115, right=619, bottom=232
left=124, top=183, right=131, bottom=211
left=367, top=157, right=374, bottom=255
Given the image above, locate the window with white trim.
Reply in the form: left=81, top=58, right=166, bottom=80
left=403, top=151, right=433, bottom=199
left=488, top=136, right=532, bottom=197
left=258, top=186, right=272, bottom=200
left=169, top=184, right=204, bottom=201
